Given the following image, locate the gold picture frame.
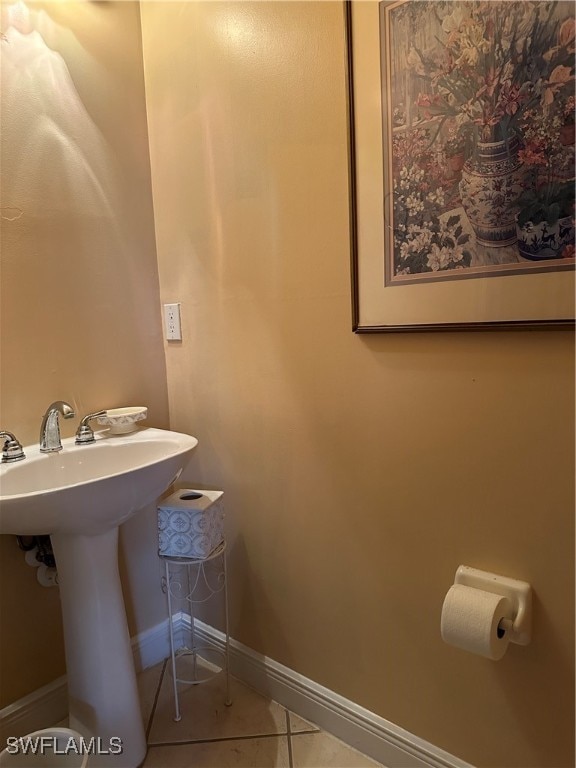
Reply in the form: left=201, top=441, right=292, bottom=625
left=346, top=0, right=576, bottom=332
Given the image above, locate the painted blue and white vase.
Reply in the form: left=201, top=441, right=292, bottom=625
left=515, top=214, right=575, bottom=260
left=459, top=135, right=525, bottom=248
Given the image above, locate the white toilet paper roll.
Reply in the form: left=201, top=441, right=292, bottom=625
left=441, top=584, right=512, bottom=660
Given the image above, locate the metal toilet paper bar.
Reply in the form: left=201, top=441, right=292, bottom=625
left=454, top=565, right=532, bottom=646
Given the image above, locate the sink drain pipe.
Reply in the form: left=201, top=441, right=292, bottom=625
left=16, top=535, right=59, bottom=587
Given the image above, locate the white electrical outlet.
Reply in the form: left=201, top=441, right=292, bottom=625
left=163, top=303, right=182, bottom=340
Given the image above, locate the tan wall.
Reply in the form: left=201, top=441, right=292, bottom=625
left=0, top=1, right=169, bottom=706
left=141, top=3, right=575, bottom=767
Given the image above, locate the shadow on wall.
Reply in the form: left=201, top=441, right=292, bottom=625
left=185, top=522, right=295, bottom=677
left=493, top=591, right=575, bottom=766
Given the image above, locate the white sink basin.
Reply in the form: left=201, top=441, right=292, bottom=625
left=0, top=426, right=198, bottom=767
left=0, top=428, right=198, bottom=535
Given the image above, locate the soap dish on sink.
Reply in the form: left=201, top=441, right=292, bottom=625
left=97, top=407, right=147, bottom=434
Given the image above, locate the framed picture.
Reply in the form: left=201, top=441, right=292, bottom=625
left=346, top=0, right=576, bottom=332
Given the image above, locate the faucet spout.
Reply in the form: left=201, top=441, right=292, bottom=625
left=40, top=401, right=76, bottom=453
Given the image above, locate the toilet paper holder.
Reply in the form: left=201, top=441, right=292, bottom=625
left=454, top=565, right=532, bottom=646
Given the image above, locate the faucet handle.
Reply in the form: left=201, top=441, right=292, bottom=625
left=75, top=410, right=107, bottom=445
left=0, top=431, right=25, bottom=463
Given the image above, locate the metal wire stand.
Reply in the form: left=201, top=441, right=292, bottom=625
left=160, top=541, right=232, bottom=722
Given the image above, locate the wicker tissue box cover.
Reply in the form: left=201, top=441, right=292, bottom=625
left=158, top=489, right=224, bottom=559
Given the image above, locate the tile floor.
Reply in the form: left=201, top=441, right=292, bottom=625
left=138, top=657, right=386, bottom=768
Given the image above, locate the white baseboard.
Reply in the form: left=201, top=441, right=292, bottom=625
left=0, top=620, right=171, bottom=743
left=1, top=615, right=472, bottom=768
left=130, top=615, right=173, bottom=673
left=0, top=676, right=68, bottom=744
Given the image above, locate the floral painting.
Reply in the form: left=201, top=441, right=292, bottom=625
left=381, top=0, right=576, bottom=286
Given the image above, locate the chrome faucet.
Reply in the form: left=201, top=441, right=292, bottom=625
left=39, top=401, right=76, bottom=453
left=0, top=431, right=25, bottom=463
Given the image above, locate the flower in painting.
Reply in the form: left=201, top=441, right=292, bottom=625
left=407, top=46, right=426, bottom=76
left=542, top=65, right=575, bottom=106
left=427, top=244, right=451, bottom=271
left=518, top=145, right=547, bottom=166
left=544, top=17, right=576, bottom=60
left=406, top=195, right=424, bottom=216
left=501, top=84, right=523, bottom=117
left=407, top=1, right=575, bottom=144
left=441, top=6, right=468, bottom=40
left=453, top=19, right=490, bottom=68
left=388, top=0, right=574, bottom=277
left=390, top=129, right=472, bottom=277
left=559, top=17, right=576, bottom=49
left=515, top=94, right=575, bottom=229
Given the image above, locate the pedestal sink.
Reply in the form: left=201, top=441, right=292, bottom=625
left=0, top=427, right=198, bottom=767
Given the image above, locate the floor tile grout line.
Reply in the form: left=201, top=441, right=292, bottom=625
left=146, top=658, right=168, bottom=742
left=141, top=661, right=320, bottom=761
left=285, top=710, right=294, bottom=768
left=147, top=731, right=289, bottom=748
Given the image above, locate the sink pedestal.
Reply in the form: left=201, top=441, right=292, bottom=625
left=51, top=528, right=147, bottom=768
